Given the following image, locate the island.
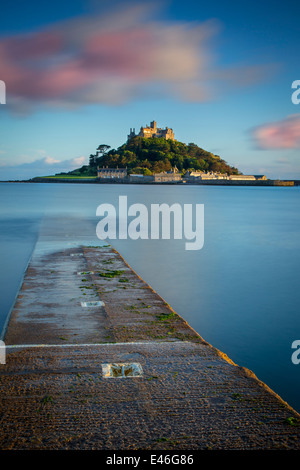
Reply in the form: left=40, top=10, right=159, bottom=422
left=27, top=121, right=296, bottom=186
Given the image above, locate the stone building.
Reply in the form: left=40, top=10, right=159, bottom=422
left=184, top=171, right=267, bottom=181
left=97, top=167, right=127, bottom=179
left=228, top=174, right=256, bottom=181
left=128, top=121, right=175, bottom=141
left=184, top=171, right=228, bottom=180
left=153, top=168, right=182, bottom=183
left=253, top=175, right=267, bottom=180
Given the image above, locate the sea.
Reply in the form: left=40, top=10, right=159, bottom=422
left=0, top=181, right=299, bottom=412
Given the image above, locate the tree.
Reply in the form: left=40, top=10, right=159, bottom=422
left=89, top=154, right=97, bottom=167
left=94, top=145, right=111, bottom=166
left=69, top=136, right=240, bottom=177
left=97, top=144, right=111, bottom=156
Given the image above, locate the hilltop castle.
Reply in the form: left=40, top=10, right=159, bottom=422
left=127, top=121, right=175, bottom=141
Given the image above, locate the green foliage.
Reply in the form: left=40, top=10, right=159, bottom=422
left=62, top=137, right=240, bottom=177
left=101, top=137, right=238, bottom=174
left=97, top=270, right=125, bottom=278
left=286, top=416, right=300, bottom=426
left=56, top=164, right=97, bottom=177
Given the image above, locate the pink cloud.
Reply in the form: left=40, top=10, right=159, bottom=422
left=3, top=31, right=63, bottom=61
left=252, top=115, right=300, bottom=149
left=0, top=3, right=275, bottom=111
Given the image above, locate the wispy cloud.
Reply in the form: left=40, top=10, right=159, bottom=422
left=251, top=114, right=300, bottom=149
left=0, top=2, right=275, bottom=112
left=44, top=156, right=61, bottom=164
left=0, top=155, right=86, bottom=180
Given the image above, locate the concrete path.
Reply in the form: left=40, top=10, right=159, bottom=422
left=0, top=245, right=299, bottom=450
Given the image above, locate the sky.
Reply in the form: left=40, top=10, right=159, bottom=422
left=0, top=0, right=299, bottom=180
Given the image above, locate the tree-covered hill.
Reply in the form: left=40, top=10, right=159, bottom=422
left=57, top=137, right=239, bottom=177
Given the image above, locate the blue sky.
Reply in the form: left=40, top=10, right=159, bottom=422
left=0, top=0, right=299, bottom=180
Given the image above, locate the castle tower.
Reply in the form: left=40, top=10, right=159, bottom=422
left=127, top=127, right=136, bottom=141
left=130, top=121, right=175, bottom=141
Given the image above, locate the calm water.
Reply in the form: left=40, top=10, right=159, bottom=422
left=0, top=182, right=299, bottom=412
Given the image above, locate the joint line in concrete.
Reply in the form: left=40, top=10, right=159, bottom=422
left=5, top=340, right=189, bottom=350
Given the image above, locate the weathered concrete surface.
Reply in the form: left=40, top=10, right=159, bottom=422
left=0, top=245, right=299, bottom=450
